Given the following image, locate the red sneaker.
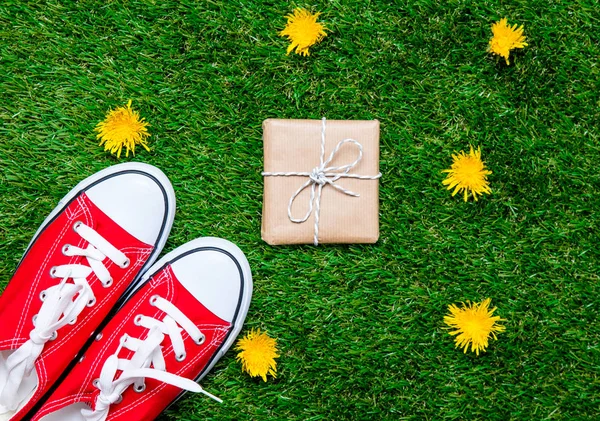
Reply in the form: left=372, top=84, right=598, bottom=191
left=32, top=237, right=252, bottom=421
left=0, top=163, right=175, bottom=421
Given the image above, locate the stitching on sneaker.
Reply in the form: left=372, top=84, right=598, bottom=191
left=14, top=197, right=88, bottom=343
left=79, top=268, right=175, bottom=412
left=39, top=268, right=231, bottom=419
left=112, top=325, right=229, bottom=417
left=14, top=208, right=79, bottom=345
left=0, top=338, right=27, bottom=349
left=44, top=247, right=151, bottom=358
left=77, top=267, right=173, bottom=398
left=32, top=252, right=154, bottom=417
left=1, top=196, right=137, bottom=412
left=111, top=266, right=223, bottom=417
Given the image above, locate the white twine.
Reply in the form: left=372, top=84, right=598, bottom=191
left=262, top=117, right=382, bottom=245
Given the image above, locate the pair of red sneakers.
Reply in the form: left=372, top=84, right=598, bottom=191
left=0, top=163, right=252, bottom=421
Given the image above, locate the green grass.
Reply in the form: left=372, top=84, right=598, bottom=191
left=1, top=0, right=599, bottom=419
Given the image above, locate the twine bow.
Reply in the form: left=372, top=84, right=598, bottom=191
left=262, top=118, right=381, bottom=245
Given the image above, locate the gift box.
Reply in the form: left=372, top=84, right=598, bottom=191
left=261, top=118, right=381, bottom=245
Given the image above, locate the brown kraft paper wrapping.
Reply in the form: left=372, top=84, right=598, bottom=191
left=261, top=118, right=380, bottom=245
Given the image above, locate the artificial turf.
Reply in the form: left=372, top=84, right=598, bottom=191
left=1, top=0, right=599, bottom=420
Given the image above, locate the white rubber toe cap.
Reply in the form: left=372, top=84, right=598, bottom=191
left=172, top=248, right=242, bottom=323
left=85, top=164, right=174, bottom=246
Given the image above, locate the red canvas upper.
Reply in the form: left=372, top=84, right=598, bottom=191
left=33, top=264, right=232, bottom=421
left=0, top=193, right=154, bottom=421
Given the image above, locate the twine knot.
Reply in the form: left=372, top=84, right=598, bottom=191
left=309, top=168, right=327, bottom=185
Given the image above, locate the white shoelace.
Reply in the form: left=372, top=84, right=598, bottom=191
left=0, top=221, right=129, bottom=412
left=81, top=295, right=220, bottom=421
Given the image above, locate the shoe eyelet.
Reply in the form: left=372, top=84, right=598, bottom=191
left=120, top=258, right=130, bottom=269
left=92, top=379, right=100, bottom=388
left=175, top=352, right=186, bottom=362
left=103, top=278, right=113, bottom=288
left=62, top=244, right=71, bottom=255
left=68, top=317, right=77, bottom=325
left=194, top=334, right=206, bottom=346
left=114, top=395, right=123, bottom=404
left=73, top=221, right=83, bottom=232
left=87, top=297, right=96, bottom=307
left=133, top=383, right=146, bottom=393
left=32, top=315, right=38, bottom=326
left=134, top=315, right=143, bottom=326
left=49, top=267, right=58, bottom=278
left=50, top=331, right=58, bottom=341
left=149, top=295, right=160, bottom=306
left=95, top=332, right=103, bottom=341
left=39, top=291, right=47, bottom=302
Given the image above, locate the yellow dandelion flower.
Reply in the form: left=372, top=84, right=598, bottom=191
left=235, top=329, right=279, bottom=382
left=279, top=8, right=327, bottom=56
left=442, top=146, right=492, bottom=202
left=444, top=298, right=505, bottom=355
left=95, top=100, right=150, bottom=158
left=488, top=17, right=528, bottom=65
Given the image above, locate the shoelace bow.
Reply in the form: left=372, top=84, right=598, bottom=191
left=81, top=295, right=220, bottom=421
left=0, top=222, right=129, bottom=412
